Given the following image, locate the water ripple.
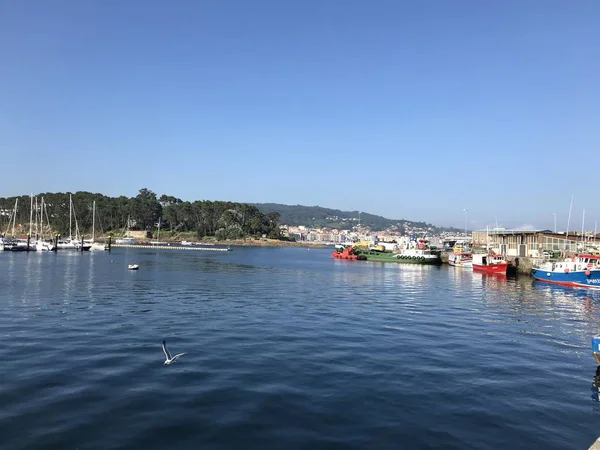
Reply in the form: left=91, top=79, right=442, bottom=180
left=1, top=247, right=599, bottom=449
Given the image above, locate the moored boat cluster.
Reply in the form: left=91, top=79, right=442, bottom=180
left=332, top=238, right=600, bottom=289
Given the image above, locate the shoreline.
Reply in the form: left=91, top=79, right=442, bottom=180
left=211, top=238, right=330, bottom=248
left=99, top=235, right=330, bottom=249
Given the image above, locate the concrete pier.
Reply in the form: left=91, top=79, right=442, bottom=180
left=111, top=244, right=231, bottom=252
left=507, top=256, right=534, bottom=275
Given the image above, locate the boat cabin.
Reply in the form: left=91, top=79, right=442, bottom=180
left=472, top=253, right=506, bottom=266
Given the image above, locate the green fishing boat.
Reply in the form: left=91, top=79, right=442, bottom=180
left=351, top=238, right=442, bottom=265
left=354, top=248, right=442, bottom=265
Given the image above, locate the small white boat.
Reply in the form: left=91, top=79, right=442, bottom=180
left=448, top=252, right=473, bottom=268
left=128, top=264, right=139, bottom=270
left=116, top=237, right=138, bottom=245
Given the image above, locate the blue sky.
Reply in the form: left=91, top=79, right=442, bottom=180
left=1, top=1, right=598, bottom=230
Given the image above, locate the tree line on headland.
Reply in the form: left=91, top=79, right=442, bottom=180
left=0, top=189, right=282, bottom=240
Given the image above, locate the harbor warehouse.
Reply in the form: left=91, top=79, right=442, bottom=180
left=471, top=229, right=583, bottom=258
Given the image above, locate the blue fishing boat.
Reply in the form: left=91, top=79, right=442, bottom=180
left=531, top=254, right=600, bottom=289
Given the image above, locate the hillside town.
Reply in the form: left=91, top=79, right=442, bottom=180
left=280, top=222, right=470, bottom=249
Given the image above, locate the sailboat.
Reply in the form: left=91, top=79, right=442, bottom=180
left=149, top=217, right=168, bottom=245
left=115, top=215, right=138, bottom=245
left=0, top=198, right=26, bottom=251
left=87, top=200, right=108, bottom=251
left=33, top=197, right=56, bottom=251
left=57, top=195, right=91, bottom=250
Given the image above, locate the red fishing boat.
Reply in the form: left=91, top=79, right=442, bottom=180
left=472, top=253, right=512, bottom=275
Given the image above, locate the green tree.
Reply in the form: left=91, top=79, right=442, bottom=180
left=131, top=188, right=162, bottom=230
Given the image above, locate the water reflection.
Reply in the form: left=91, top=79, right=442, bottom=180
left=591, top=366, right=600, bottom=403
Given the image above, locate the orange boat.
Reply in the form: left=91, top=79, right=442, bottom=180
left=332, top=246, right=367, bottom=261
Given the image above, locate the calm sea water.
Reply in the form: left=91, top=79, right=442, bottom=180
left=1, top=247, right=600, bottom=449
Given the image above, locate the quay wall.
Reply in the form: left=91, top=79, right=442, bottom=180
left=509, top=256, right=534, bottom=276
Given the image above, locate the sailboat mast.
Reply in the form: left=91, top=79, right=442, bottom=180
left=69, top=194, right=73, bottom=240
left=92, top=200, right=96, bottom=242
left=29, top=194, right=34, bottom=238
left=12, top=198, right=18, bottom=237
left=36, top=197, right=41, bottom=238
left=581, top=210, right=586, bottom=249
left=566, top=194, right=574, bottom=239
left=39, top=197, right=44, bottom=240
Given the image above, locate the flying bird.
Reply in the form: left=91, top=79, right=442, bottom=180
left=162, top=340, right=185, bottom=365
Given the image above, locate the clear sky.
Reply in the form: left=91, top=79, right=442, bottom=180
left=1, top=0, right=598, bottom=230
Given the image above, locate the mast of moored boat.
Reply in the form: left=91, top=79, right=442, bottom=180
left=92, top=200, right=96, bottom=243
left=39, top=197, right=44, bottom=241
left=69, top=194, right=73, bottom=240
left=566, top=194, right=574, bottom=240
left=29, top=194, right=34, bottom=239
left=11, top=198, right=18, bottom=237
left=581, top=210, right=586, bottom=250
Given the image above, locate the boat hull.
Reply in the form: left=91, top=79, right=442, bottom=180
left=448, top=260, right=473, bottom=268
left=473, top=263, right=510, bottom=275
left=531, top=268, right=600, bottom=289
left=355, top=250, right=442, bottom=265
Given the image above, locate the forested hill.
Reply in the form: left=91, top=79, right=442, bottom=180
left=250, top=203, right=459, bottom=233
left=0, top=189, right=282, bottom=240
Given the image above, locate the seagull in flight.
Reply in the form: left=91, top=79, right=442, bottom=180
left=162, top=340, right=185, bottom=365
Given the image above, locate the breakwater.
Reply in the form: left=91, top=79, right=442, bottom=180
left=110, top=244, right=231, bottom=252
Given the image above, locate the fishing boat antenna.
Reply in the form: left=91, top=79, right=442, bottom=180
left=581, top=209, right=585, bottom=249
left=566, top=194, right=574, bottom=240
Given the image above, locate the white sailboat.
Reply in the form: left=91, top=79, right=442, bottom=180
left=57, top=195, right=91, bottom=250
left=115, top=215, right=138, bottom=245
left=33, top=197, right=56, bottom=251
left=149, top=217, right=168, bottom=245
left=1, top=199, right=19, bottom=251
left=87, top=200, right=107, bottom=251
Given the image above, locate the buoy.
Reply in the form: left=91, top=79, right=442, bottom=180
left=586, top=270, right=592, bottom=277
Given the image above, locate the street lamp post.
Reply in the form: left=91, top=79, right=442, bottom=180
left=553, top=213, right=556, bottom=233
left=463, top=208, right=468, bottom=236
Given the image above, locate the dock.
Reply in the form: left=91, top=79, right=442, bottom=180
left=110, top=244, right=231, bottom=252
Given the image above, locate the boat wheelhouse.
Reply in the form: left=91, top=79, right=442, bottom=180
left=472, top=253, right=513, bottom=275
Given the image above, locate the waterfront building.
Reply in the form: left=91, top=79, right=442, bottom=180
left=471, top=229, right=598, bottom=258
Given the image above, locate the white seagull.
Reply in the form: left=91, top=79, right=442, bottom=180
left=162, top=340, right=185, bottom=365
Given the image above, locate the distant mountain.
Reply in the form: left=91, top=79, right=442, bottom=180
left=250, top=203, right=460, bottom=234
